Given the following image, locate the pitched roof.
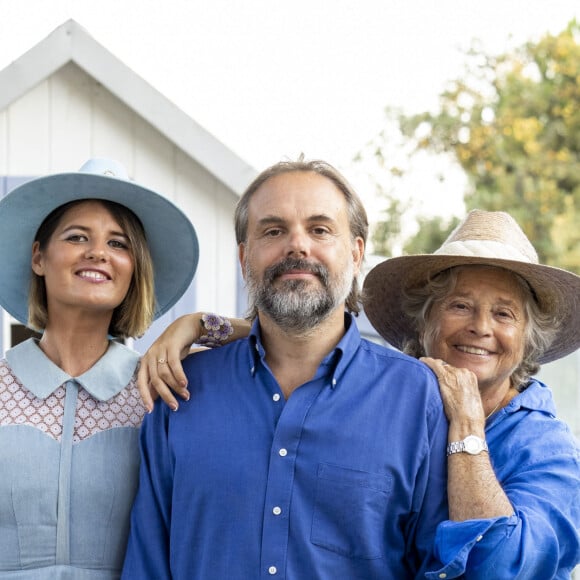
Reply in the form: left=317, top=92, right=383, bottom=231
left=0, top=19, right=256, bottom=195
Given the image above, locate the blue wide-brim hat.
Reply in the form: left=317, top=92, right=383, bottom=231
left=0, top=158, right=199, bottom=326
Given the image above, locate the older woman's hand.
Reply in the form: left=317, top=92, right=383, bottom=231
left=420, top=357, right=486, bottom=425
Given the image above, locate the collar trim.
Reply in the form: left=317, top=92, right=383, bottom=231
left=5, top=339, right=139, bottom=401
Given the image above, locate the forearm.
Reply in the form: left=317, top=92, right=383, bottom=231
left=447, top=419, right=513, bottom=521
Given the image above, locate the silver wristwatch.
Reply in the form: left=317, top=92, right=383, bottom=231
left=446, top=435, right=488, bottom=456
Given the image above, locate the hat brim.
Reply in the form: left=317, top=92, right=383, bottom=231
left=363, top=254, right=580, bottom=364
left=0, top=172, right=199, bottom=327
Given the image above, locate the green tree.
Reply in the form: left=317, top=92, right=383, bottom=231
left=354, top=119, right=412, bottom=257
left=371, top=194, right=405, bottom=257
left=403, top=215, right=460, bottom=255
left=373, top=20, right=580, bottom=270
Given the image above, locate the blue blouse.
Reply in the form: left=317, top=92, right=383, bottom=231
left=0, top=338, right=145, bottom=579
left=428, top=379, right=580, bottom=579
left=122, top=315, right=449, bottom=579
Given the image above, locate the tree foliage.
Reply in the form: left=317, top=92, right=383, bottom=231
left=374, top=20, right=580, bottom=269
left=402, top=215, right=461, bottom=255
left=353, top=117, right=415, bottom=256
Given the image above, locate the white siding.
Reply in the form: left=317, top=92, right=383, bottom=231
left=49, top=63, right=93, bottom=166
left=0, top=62, right=241, bottom=351
left=0, top=108, right=7, bottom=173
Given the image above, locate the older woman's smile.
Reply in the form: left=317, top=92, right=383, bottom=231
left=454, top=345, right=494, bottom=356
left=425, top=267, right=527, bottom=395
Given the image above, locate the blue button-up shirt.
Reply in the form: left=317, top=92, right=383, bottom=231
left=122, top=314, right=449, bottom=579
left=428, top=379, right=580, bottom=579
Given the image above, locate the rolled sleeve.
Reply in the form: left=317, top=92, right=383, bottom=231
left=426, top=383, right=580, bottom=579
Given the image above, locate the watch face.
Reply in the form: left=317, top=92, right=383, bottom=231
left=464, top=435, right=482, bottom=454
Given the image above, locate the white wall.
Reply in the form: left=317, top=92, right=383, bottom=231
left=0, top=62, right=241, bottom=352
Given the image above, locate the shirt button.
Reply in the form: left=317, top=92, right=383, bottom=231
left=279, top=448, right=287, bottom=457
left=268, top=566, right=277, bottom=575
left=476, top=535, right=483, bottom=542
left=273, top=506, right=282, bottom=515
left=438, top=574, right=447, bottom=579
left=272, top=393, right=281, bottom=402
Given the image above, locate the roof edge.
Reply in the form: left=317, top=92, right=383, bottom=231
left=0, top=19, right=257, bottom=195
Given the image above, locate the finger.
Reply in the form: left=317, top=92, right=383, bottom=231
left=137, top=358, right=158, bottom=413
left=156, top=354, right=190, bottom=400
left=138, top=349, right=175, bottom=411
left=419, top=357, right=448, bottom=374
left=148, top=375, right=180, bottom=411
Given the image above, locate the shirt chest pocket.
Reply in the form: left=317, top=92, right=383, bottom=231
left=310, top=462, right=393, bottom=560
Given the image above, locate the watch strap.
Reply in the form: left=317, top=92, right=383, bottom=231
left=447, top=435, right=488, bottom=456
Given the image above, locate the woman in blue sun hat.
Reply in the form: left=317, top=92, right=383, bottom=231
left=0, top=158, right=198, bottom=579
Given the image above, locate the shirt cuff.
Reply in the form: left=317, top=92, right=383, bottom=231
left=425, top=515, right=518, bottom=579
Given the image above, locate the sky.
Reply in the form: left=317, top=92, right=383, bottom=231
left=0, top=0, right=578, bottom=241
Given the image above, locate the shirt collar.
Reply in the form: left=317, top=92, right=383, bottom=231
left=5, top=338, right=139, bottom=401
left=487, top=379, right=557, bottom=428
left=508, top=379, right=557, bottom=416
left=247, top=312, right=362, bottom=389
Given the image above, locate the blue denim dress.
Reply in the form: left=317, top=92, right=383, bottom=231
left=0, top=339, right=145, bottom=579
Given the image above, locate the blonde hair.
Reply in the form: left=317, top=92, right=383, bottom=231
left=28, top=199, right=155, bottom=338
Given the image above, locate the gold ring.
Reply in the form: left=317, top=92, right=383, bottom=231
left=157, top=358, right=166, bottom=364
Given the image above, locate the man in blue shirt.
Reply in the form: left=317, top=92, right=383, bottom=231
left=122, top=158, right=449, bottom=579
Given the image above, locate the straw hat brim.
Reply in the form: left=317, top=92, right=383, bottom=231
left=0, top=171, right=199, bottom=328
left=363, top=254, right=580, bottom=364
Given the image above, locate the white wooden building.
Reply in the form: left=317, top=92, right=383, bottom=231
left=0, top=19, right=256, bottom=353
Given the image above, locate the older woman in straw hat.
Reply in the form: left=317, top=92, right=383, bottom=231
left=139, top=209, right=580, bottom=579
left=0, top=159, right=198, bottom=579
left=362, top=209, right=580, bottom=579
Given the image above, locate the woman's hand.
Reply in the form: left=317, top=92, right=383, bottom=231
left=138, top=314, right=206, bottom=412
left=420, top=357, right=485, bottom=425
left=138, top=313, right=252, bottom=412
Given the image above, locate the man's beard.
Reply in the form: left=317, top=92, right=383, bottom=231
left=245, top=256, right=354, bottom=334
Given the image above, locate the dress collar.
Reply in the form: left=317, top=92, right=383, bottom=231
left=5, top=338, right=139, bottom=401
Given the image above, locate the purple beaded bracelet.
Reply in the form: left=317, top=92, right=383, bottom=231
left=197, top=313, right=234, bottom=348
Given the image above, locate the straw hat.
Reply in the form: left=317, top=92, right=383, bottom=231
left=0, top=158, right=199, bottom=326
left=363, top=209, right=580, bottom=363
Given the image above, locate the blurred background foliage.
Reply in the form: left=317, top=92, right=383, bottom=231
left=364, top=19, right=580, bottom=271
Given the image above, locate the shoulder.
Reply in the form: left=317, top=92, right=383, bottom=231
left=358, top=338, right=437, bottom=379
left=181, top=338, right=249, bottom=373
left=109, top=340, right=140, bottom=364
left=493, top=381, right=580, bottom=464
left=0, top=357, right=21, bottom=394
left=352, top=339, right=442, bottom=410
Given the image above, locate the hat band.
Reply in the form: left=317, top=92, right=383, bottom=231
left=435, top=240, right=538, bottom=264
